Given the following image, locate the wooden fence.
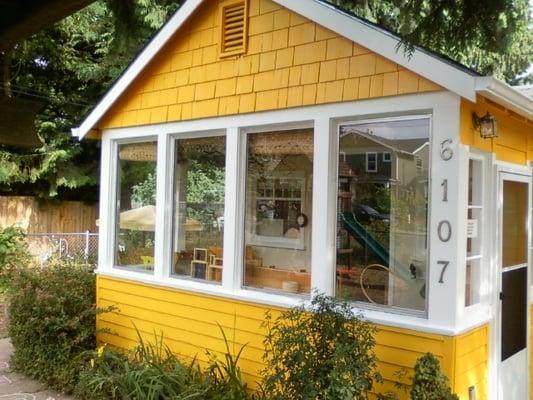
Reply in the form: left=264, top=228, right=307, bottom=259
left=0, top=196, right=98, bottom=233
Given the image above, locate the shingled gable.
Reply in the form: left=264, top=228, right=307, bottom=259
left=72, top=0, right=533, bottom=139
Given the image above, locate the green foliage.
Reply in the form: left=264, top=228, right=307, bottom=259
left=0, top=226, right=30, bottom=286
left=76, top=325, right=252, bottom=400
left=206, top=323, right=249, bottom=400
left=0, top=0, right=181, bottom=200
left=331, top=0, right=532, bottom=83
left=260, top=292, right=381, bottom=400
left=410, top=353, right=458, bottom=400
left=7, top=261, right=112, bottom=392
left=132, top=172, right=157, bottom=206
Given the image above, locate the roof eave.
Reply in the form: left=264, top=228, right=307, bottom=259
left=475, top=77, right=533, bottom=121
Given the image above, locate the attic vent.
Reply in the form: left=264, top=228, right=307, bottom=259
left=219, top=0, right=247, bottom=58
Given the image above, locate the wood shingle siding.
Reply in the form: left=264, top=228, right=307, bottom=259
left=98, top=0, right=441, bottom=130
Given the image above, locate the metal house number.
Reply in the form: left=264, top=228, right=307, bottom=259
left=437, top=139, right=453, bottom=284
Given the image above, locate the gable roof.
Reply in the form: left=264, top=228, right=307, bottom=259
left=72, top=0, right=533, bottom=139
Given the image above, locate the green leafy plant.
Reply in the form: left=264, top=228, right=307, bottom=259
left=260, top=292, right=381, bottom=400
left=410, top=353, right=458, bottom=400
left=77, top=324, right=252, bottom=400
left=7, top=260, right=113, bottom=392
left=206, top=323, right=249, bottom=400
left=0, top=226, right=31, bottom=287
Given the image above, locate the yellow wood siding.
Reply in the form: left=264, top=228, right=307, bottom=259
left=97, top=0, right=442, bottom=130
left=97, top=276, right=488, bottom=399
left=460, top=97, right=533, bottom=164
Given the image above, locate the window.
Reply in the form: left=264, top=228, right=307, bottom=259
left=383, top=152, right=391, bottom=162
left=243, top=128, right=313, bottom=294
left=115, top=141, right=157, bottom=272
left=465, top=158, right=483, bottom=306
left=366, top=152, right=377, bottom=172
left=336, top=117, right=430, bottom=312
left=171, top=136, right=226, bottom=283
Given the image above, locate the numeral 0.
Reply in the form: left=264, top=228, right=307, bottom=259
left=438, top=220, right=452, bottom=242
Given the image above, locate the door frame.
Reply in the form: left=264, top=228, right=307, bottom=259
left=493, top=163, right=531, bottom=400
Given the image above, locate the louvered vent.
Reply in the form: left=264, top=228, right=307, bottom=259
left=220, top=1, right=247, bottom=57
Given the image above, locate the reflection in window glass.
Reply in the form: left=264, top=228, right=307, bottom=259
left=502, top=181, right=528, bottom=268
left=336, top=118, right=430, bottom=312
left=465, top=159, right=483, bottom=306
left=115, top=141, right=157, bottom=272
left=244, top=129, right=313, bottom=294
left=171, top=136, right=226, bottom=283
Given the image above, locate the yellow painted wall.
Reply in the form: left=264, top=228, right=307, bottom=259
left=97, top=275, right=488, bottom=399
left=460, top=97, right=533, bottom=164
left=97, top=0, right=442, bottom=130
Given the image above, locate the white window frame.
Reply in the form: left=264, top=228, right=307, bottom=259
left=366, top=152, right=378, bottom=172
left=97, top=91, right=470, bottom=335
left=336, top=115, right=431, bottom=317
left=166, top=130, right=227, bottom=284
left=108, top=136, right=159, bottom=276
left=383, top=152, right=391, bottom=162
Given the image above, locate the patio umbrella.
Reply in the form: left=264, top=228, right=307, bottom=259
left=119, top=205, right=156, bottom=231
left=96, top=205, right=203, bottom=231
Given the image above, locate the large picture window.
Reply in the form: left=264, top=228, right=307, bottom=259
left=336, top=117, right=430, bottom=312
left=243, top=128, right=313, bottom=294
left=115, top=141, right=157, bottom=272
left=171, top=136, right=226, bottom=283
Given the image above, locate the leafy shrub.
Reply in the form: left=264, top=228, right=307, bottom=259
left=8, top=260, right=112, bottom=392
left=0, top=226, right=31, bottom=287
left=76, top=326, right=252, bottom=400
left=410, top=353, right=458, bottom=400
left=260, top=292, right=381, bottom=400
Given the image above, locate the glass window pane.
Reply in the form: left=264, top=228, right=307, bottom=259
left=502, top=181, right=528, bottom=268
left=171, top=136, right=226, bottom=283
left=115, top=141, right=157, bottom=272
left=243, top=129, right=313, bottom=294
left=465, top=259, right=480, bottom=306
left=336, top=118, right=430, bottom=312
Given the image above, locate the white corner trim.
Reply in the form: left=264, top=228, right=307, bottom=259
left=74, top=0, right=205, bottom=139
left=475, top=77, right=533, bottom=120
left=273, top=0, right=478, bottom=103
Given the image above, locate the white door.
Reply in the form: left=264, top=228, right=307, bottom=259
left=498, top=172, right=530, bottom=400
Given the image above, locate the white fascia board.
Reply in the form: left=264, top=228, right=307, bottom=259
left=475, top=77, right=533, bottom=120
left=73, top=0, right=205, bottom=139
left=273, top=0, right=478, bottom=102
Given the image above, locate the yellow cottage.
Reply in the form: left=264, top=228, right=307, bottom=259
left=73, top=0, right=533, bottom=398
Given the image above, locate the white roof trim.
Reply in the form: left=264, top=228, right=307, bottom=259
left=71, top=0, right=204, bottom=138
left=475, top=77, right=533, bottom=120
left=73, top=0, right=532, bottom=139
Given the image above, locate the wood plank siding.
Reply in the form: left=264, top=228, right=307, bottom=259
left=97, top=276, right=488, bottom=399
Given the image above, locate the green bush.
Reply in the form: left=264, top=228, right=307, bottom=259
left=260, top=292, right=381, bottom=400
left=76, top=326, right=252, bottom=400
left=410, top=353, right=458, bottom=400
left=7, top=260, right=111, bottom=392
left=0, top=226, right=31, bottom=287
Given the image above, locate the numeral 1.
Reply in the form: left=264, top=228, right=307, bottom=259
left=441, top=179, right=448, bottom=202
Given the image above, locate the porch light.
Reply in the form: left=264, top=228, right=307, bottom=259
left=472, top=112, right=498, bottom=139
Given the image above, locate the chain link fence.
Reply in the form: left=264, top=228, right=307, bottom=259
left=26, top=232, right=98, bottom=264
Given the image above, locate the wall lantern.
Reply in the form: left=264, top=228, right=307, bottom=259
left=472, top=112, right=498, bottom=139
